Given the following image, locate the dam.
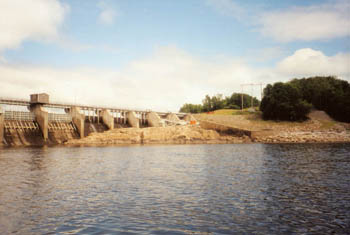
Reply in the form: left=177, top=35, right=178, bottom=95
left=0, top=93, right=195, bottom=146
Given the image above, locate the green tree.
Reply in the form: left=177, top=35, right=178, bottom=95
left=211, top=94, right=225, bottom=110
left=260, top=82, right=312, bottom=121
left=225, top=93, right=259, bottom=109
left=289, top=76, right=350, bottom=122
left=179, top=103, right=203, bottom=113
left=202, top=95, right=212, bottom=112
left=179, top=93, right=261, bottom=113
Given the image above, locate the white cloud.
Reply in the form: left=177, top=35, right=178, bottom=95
left=0, top=47, right=349, bottom=111
left=277, top=48, right=350, bottom=79
left=207, top=0, right=350, bottom=42
left=97, top=1, right=117, bottom=25
left=259, top=0, right=350, bottom=42
left=0, top=0, right=69, bottom=52
left=0, top=46, right=257, bottom=111
left=119, top=46, right=263, bottom=105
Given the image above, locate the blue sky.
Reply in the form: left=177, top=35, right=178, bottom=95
left=0, top=0, right=349, bottom=111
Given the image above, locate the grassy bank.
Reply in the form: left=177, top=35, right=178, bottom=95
left=194, top=109, right=349, bottom=133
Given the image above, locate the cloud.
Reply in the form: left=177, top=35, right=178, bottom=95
left=0, top=46, right=258, bottom=111
left=97, top=1, right=117, bottom=25
left=0, top=46, right=349, bottom=111
left=207, top=0, right=350, bottom=42
left=0, top=0, right=69, bottom=52
left=259, top=0, right=350, bottom=42
left=277, top=48, right=350, bottom=79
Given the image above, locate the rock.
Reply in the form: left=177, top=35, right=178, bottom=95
left=65, top=125, right=249, bottom=145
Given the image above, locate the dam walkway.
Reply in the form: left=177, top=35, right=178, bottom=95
left=0, top=93, right=195, bottom=146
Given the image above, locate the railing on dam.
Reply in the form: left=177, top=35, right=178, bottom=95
left=0, top=94, right=195, bottom=145
left=0, top=96, right=186, bottom=118
left=48, top=113, right=72, bottom=123
left=4, top=111, right=72, bottom=123
left=4, top=111, right=35, bottom=121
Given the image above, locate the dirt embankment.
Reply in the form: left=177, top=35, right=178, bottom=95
left=65, top=110, right=350, bottom=146
left=65, top=125, right=251, bottom=146
left=195, top=110, right=350, bottom=143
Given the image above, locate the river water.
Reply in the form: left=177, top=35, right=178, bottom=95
left=0, top=144, right=349, bottom=234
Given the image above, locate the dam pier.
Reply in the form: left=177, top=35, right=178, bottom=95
left=0, top=93, right=194, bottom=146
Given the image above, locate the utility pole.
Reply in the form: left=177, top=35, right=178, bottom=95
left=241, top=85, right=243, bottom=111
left=251, top=85, right=253, bottom=108
left=240, top=83, right=265, bottom=110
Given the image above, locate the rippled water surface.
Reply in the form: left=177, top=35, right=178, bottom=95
left=0, top=144, right=349, bottom=234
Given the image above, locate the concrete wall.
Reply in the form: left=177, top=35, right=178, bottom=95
left=166, top=113, right=180, bottom=123
left=70, top=107, right=85, bottom=138
left=30, top=93, right=49, bottom=104
left=127, top=111, right=140, bottom=128
left=31, top=105, right=49, bottom=141
left=184, top=114, right=196, bottom=122
left=101, top=109, right=114, bottom=130
left=3, top=120, right=78, bottom=146
left=147, top=112, right=164, bottom=127
left=0, top=107, right=3, bottom=145
left=139, top=112, right=147, bottom=126
left=199, top=120, right=251, bottom=137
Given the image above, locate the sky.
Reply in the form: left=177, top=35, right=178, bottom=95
left=0, top=0, right=349, bottom=112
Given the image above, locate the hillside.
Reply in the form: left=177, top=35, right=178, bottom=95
left=194, top=109, right=350, bottom=143
left=195, top=109, right=350, bottom=132
left=65, top=109, right=350, bottom=146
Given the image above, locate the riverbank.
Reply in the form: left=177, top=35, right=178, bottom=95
left=65, top=125, right=251, bottom=146
left=64, top=122, right=350, bottom=146
left=194, top=110, right=350, bottom=144
left=3, top=110, right=349, bottom=147
left=251, top=130, right=350, bottom=143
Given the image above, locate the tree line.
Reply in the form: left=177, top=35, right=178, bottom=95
left=260, top=76, right=350, bottom=122
left=179, top=93, right=260, bottom=113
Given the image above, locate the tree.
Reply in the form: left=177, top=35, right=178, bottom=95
left=202, top=95, right=212, bottom=112
left=179, top=103, right=203, bottom=113
left=211, top=94, right=225, bottom=110
left=225, top=93, right=259, bottom=109
left=260, top=82, right=312, bottom=121
left=179, top=93, right=260, bottom=113
left=290, top=76, right=350, bottom=122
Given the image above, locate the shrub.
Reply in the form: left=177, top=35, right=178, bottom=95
left=224, top=104, right=241, bottom=110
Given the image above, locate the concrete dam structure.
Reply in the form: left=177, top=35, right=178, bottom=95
left=0, top=93, right=193, bottom=146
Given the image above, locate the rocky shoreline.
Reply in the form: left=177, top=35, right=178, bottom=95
left=65, top=125, right=251, bottom=146
left=3, top=110, right=348, bottom=147
left=251, top=130, right=350, bottom=143
left=65, top=125, right=350, bottom=146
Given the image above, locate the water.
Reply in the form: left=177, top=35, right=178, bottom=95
left=0, top=144, right=349, bottom=234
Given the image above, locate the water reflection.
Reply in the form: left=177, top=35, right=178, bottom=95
left=0, top=144, right=349, bottom=234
